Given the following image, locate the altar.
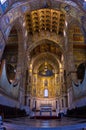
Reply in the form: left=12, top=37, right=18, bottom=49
left=40, top=104, right=52, bottom=116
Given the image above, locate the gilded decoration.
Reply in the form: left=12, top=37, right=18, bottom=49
left=73, top=47, right=86, bottom=67
left=30, top=43, right=62, bottom=61
left=69, top=24, right=86, bottom=68
left=32, top=75, right=56, bottom=98
left=31, top=62, right=60, bottom=98
left=69, top=25, right=84, bottom=43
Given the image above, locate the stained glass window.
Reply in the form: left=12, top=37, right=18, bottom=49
left=0, top=0, right=8, bottom=14
left=0, top=0, right=6, bottom=4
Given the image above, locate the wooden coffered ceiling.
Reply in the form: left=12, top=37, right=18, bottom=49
left=25, top=9, right=65, bottom=35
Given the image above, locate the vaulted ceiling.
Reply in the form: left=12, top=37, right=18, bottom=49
left=30, top=42, right=62, bottom=61
left=1, top=0, right=86, bottom=75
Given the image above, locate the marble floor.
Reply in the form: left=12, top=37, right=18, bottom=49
left=1, top=116, right=86, bottom=130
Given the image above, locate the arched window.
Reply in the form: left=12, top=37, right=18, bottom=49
left=44, top=89, right=48, bottom=97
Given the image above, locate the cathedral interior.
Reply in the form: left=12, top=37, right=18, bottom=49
left=0, top=0, right=86, bottom=125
